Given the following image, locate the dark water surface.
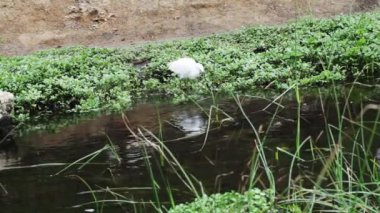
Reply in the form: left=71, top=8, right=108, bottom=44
left=0, top=87, right=379, bottom=213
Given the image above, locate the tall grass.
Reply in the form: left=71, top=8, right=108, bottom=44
left=279, top=83, right=380, bottom=212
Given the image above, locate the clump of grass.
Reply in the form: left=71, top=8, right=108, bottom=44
left=276, top=83, right=380, bottom=212
left=0, top=12, right=379, bottom=120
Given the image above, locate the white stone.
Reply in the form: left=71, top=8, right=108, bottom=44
left=0, top=91, right=15, bottom=115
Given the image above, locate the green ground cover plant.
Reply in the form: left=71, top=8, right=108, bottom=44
left=168, top=189, right=275, bottom=213
left=0, top=12, right=379, bottom=119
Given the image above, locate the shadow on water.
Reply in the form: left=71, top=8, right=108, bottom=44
left=0, top=85, right=379, bottom=212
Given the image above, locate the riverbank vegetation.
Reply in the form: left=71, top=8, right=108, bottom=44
left=0, top=12, right=379, bottom=120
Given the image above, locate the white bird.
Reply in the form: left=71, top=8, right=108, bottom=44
left=168, top=57, right=204, bottom=79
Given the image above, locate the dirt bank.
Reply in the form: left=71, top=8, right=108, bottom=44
left=0, top=0, right=378, bottom=55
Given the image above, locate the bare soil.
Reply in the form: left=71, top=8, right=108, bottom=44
left=0, top=0, right=378, bottom=55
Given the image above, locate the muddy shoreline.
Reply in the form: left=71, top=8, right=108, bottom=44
left=0, top=0, right=378, bottom=55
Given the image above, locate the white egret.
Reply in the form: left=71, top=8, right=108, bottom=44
left=168, top=57, right=204, bottom=79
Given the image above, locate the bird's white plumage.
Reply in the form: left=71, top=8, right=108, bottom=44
left=168, top=57, right=204, bottom=79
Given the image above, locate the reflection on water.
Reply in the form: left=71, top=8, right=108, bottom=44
left=0, top=147, right=19, bottom=171
left=171, top=111, right=207, bottom=137
left=0, top=86, right=379, bottom=213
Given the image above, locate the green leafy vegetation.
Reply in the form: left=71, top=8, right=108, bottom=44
left=168, top=189, right=275, bottom=213
left=0, top=12, right=379, bottom=119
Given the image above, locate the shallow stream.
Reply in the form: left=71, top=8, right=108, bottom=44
left=0, top=86, right=379, bottom=213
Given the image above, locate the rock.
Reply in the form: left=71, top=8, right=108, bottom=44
left=0, top=91, right=15, bottom=148
left=0, top=91, right=14, bottom=117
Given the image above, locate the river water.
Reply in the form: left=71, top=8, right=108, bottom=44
left=0, top=86, right=379, bottom=212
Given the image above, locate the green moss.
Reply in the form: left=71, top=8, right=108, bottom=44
left=169, top=189, right=276, bottom=213
left=0, top=12, right=379, bottom=119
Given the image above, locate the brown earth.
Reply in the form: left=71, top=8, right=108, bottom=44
left=0, top=0, right=379, bottom=56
